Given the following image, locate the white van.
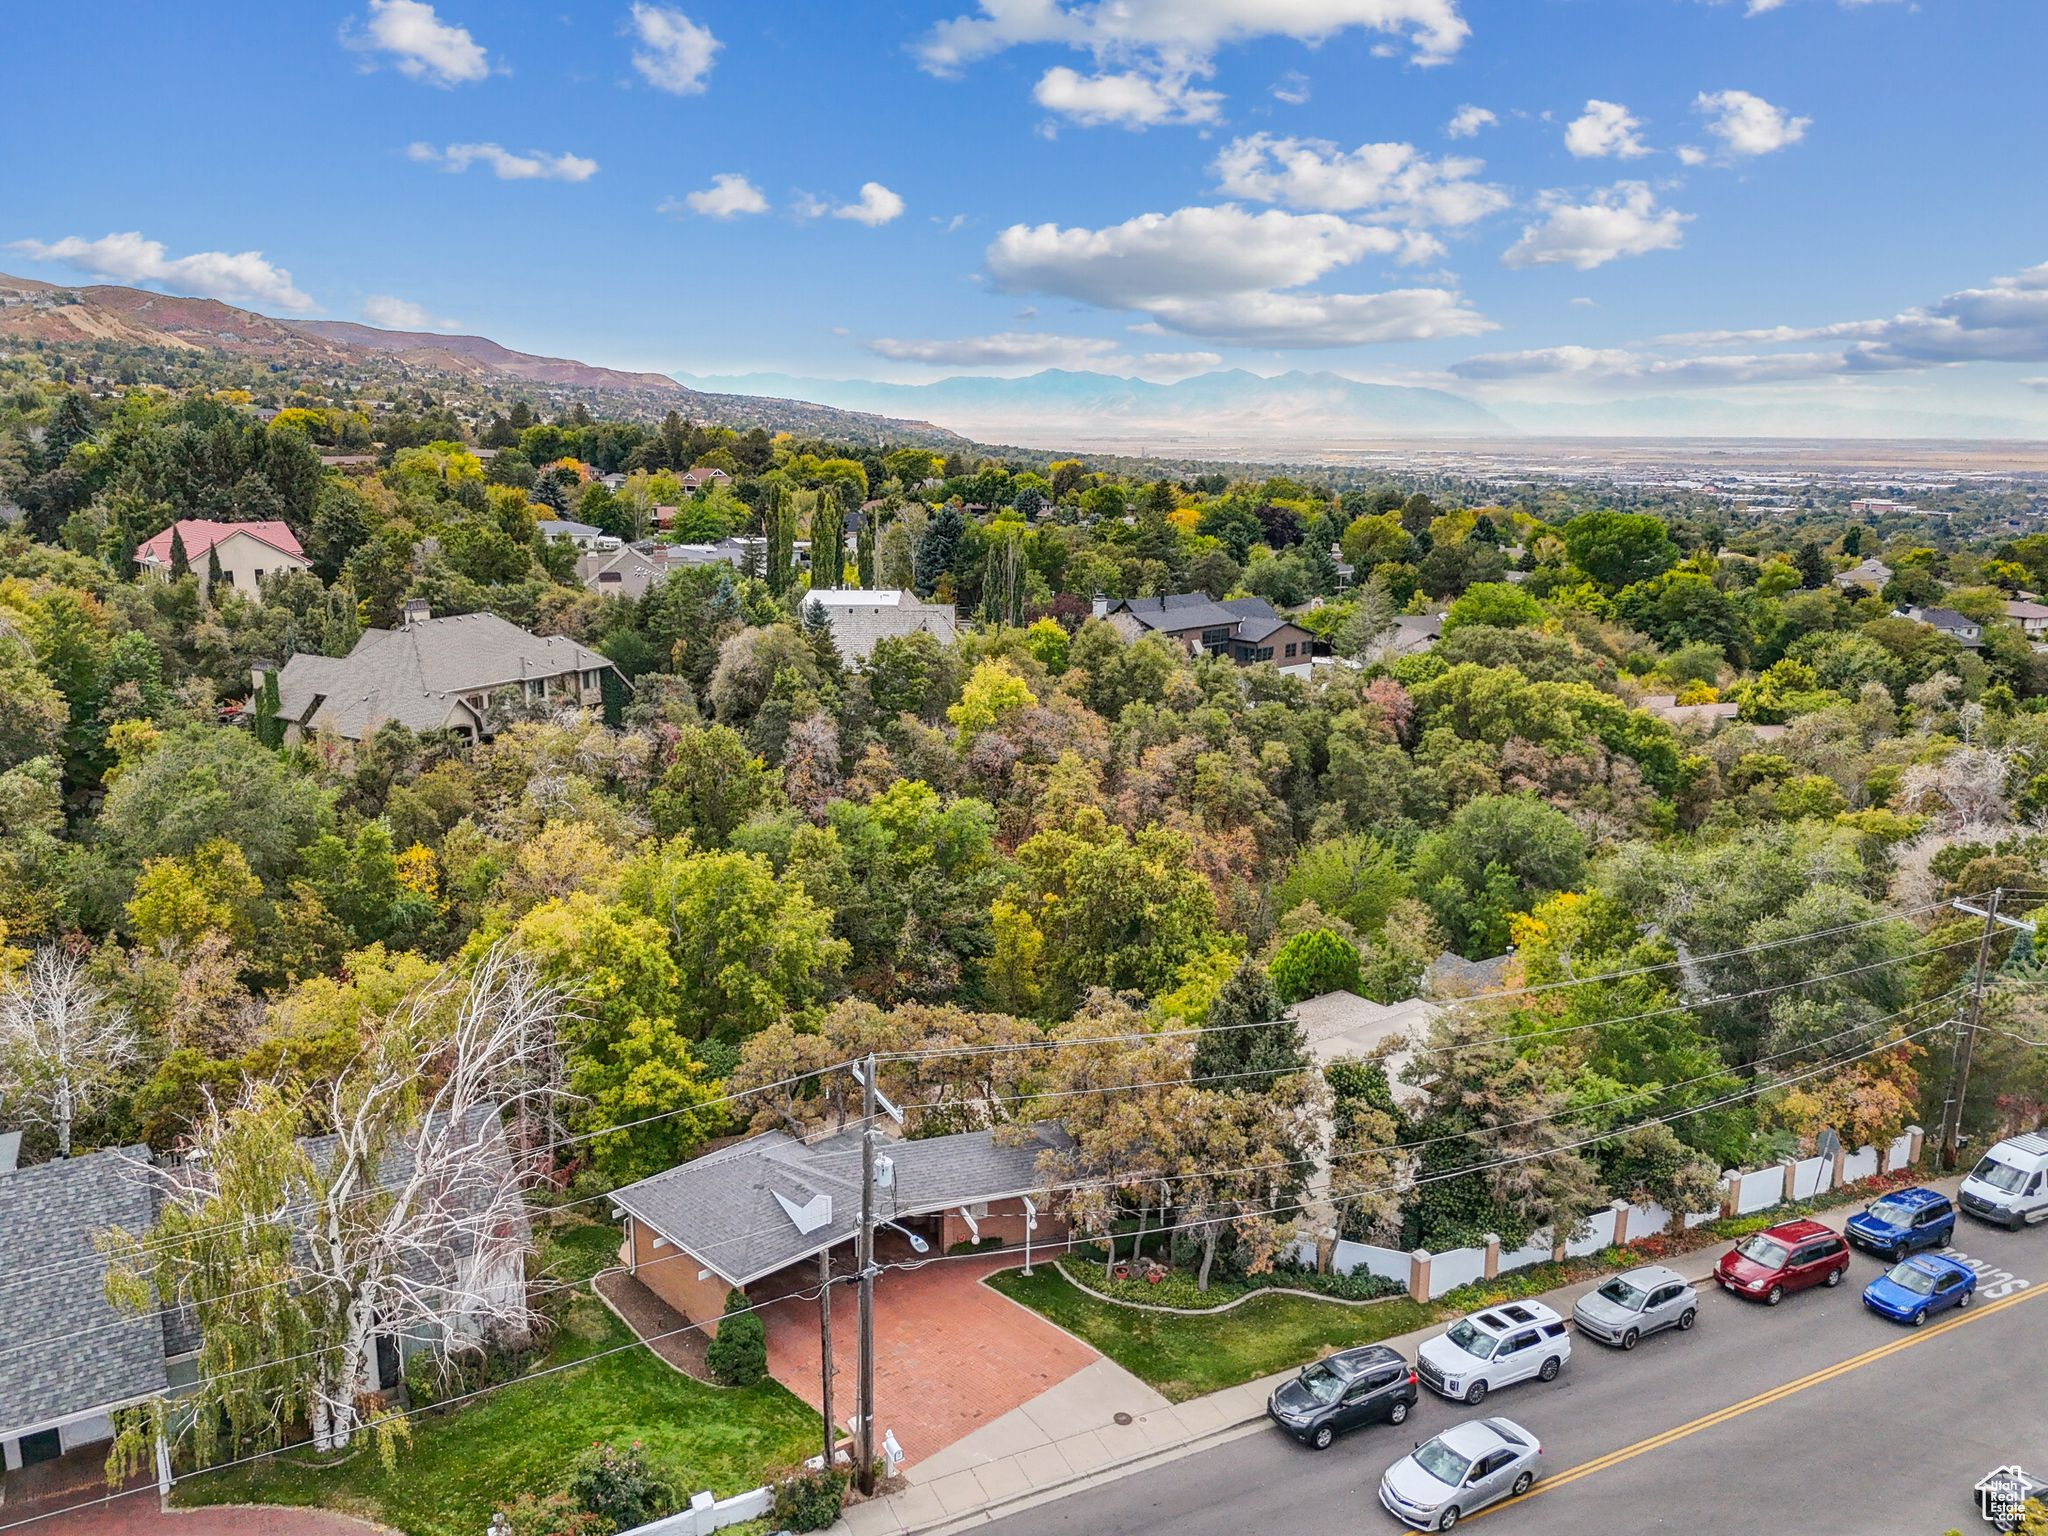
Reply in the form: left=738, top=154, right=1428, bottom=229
left=1958, top=1132, right=2048, bottom=1228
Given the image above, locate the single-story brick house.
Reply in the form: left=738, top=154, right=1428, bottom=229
left=610, top=1124, right=1070, bottom=1333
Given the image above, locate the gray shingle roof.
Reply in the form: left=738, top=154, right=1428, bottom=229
left=801, top=590, right=957, bottom=661
left=0, top=1148, right=171, bottom=1437
left=613, top=1124, right=1068, bottom=1286
left=277, top=613, right=613, bottom=740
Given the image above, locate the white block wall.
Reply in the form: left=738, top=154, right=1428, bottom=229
left=1842, top=1147, right=1880, bottom=1183
left=1331, top=1240, right=1412, bottom=1284
left=1737, top=1167, right=1784, bottom=1214
left=1499, top=1231, right=1554, bottom=1273
left=1429, top=1246, right=1489, bottom=1298
left=1564, top=1208, right=1618, bottom=1258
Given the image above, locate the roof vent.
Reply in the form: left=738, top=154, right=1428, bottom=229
left=773, top=1189, right=833, bottom=1235
left=402, top=597, right=431, bottom=628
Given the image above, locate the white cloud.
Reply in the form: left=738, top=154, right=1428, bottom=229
left=406, top=141, right=598, bottom=181
left=917, top=0, right=1470, bottom=72
left=628, top=3, right=719, bottom=95
left=984, top=204, right=1492, bottom=346
left=345, top=0, right=488, bottom=86
left=361, top=294, right=458, bottom=330
left=1677, top=145, right=1709, bottom=166
left=10, top=230, right=316, bottom=313
left=1695, top=89, right=1811, bottom=156
left=2026, top=377, right=2048, bottom=394
left=1033, top=65, right=1222, bottom=127
left=832, top=182, right=906, bottom=226
left=866, top=331, right=1222, bottom=377
left=1271, top=70, right=1312, bottom=105
left=1564, top=99, right=1651, bottom=159
left=915, top=1, right=1468, bottom=127
left=1569, top=296, right=1598, bottom=308
left=1212, top=133, right=1509, bottom=228
left=1501, top=181, right=1689, bottom=270
left=1454, top=259, right=2048, bottom=388
left=1446, top=104, right=1496, bottom=139
left=664, top=173, right=769, bottom=219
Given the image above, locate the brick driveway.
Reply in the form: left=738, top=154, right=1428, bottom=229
left=760, top=1251, right=1096, bottom=1467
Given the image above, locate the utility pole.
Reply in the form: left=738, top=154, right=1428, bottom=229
left=1941, top=889, right=2031, bottom=1168
left=856, top=1051, right=878, bottom=1496
left=817, top=1247, right=835, bottom=1473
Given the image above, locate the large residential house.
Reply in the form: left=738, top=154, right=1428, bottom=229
left=1095, top=593, right=1316, bottom=668
left=679, top=464, right=733, bottom=493
left=0, top=1144, right=195, bottom=1484
left=1833, top=556, right=1893, bottom=592
left=134, top=520, right=309, bottom=602
left=801, top=589, right=957, bottom=661
left=610, top=1125, right=1069, bottom=1335
left=1905, top=605, right=1985, bottom=649
left=2005, top=598, right=2048, bottom=649
left=535, top=518, right=611, bottom=550
left=272, top=605, right=620, bottom=744
left=0, top=1109, right=522, bottom=1498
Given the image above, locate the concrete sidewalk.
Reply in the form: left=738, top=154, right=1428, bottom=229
left=829, top=1173, right=1960, bottom=1536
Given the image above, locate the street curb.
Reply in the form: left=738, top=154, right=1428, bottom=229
left=895, top=1413, right=1272, bottom=1535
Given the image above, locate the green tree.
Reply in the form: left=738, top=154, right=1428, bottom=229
left=1562, top=511, right=1679, bottom=590
left=648, top=724, right=781, bottom=847
left=1411, top=794, right=1589, bottom=957
left=1268, top=927, right=1363, bottom=1004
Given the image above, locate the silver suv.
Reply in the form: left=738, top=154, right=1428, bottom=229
left=1415, top=1300, right=1570, bottom=1405
left=1571, top=1264, right=1698, bottom=1350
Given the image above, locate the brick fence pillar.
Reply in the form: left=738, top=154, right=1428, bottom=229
left=1833, top=1142, right=1849, bottom=1191
left=1409, top=1250, right=1432, bottom=1304
left=1483, top=1233, right=1501, bottom=1280
left=1721, top=1172, right=1740, bottom=1220
left=1907, top=1125, right=1925, bottom=1167
left=1610, top=1200, right=1631, bottom=1250
left=1781, top=1160, right=1799, bottom=1204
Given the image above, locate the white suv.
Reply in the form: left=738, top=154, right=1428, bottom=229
left=1416, top=1300, right=1571, bottom=1405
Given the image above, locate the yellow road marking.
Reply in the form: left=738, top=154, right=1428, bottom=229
left=1468, top=1281, right=2048, bottom=1520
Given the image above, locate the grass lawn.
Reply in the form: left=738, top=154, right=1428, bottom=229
left=175, top=1218, right=820, bottom=1536
left=988, top=1265, right=1438, bottom=1402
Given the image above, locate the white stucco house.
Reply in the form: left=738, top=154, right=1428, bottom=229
left=134, top=520, right=310, bottom=601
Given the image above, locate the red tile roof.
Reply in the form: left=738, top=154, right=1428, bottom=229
left=134, top=519, right=305, bottom=566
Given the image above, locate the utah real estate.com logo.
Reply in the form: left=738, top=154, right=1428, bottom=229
left=1978, top=1466, right=2038, bottom=1529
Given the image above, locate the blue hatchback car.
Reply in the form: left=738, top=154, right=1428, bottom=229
left=1863, top=1254, right=1975, bottom=1326
left=1844, top=1186, right=1956, bottom=1260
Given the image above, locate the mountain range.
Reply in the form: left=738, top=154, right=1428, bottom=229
left=675, top=367, right=1513, bottom=448
left=0, top=273, right=961, bottom=446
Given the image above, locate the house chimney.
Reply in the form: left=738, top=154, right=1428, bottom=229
left=402, top=597, right=431, bottom=629
left=1091, top=592, right=1111, bottom=620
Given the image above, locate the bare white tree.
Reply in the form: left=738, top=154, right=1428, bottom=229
left=142, top=942, right=577, bottom=1454
left=1900, top=742, right=2020, bottom=835
left=0, top=946, right=137, bottom=1156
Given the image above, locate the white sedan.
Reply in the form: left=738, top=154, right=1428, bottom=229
left=1379, top=1416, right=1542, bottom=1531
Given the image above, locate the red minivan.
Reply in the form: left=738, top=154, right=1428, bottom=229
left=1713, top=1218, right=1851, bottom=1305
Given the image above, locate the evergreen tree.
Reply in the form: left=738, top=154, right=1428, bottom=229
left=205, top=543, right=225, bottom=596
left=45, top=390, right=96, bottom=462
left=169, top=525, right=191, bottom=578
left=856, top=505, right=878, bottom=589
left=766, top=485, right=794, bottom=595
left=1794, top=540, right=1830, bottom=590
left=914, top=505, right=964, bottom=597
left=1192, top=961, right=1307, bottom=1090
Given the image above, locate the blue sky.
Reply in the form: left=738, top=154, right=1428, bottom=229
left=8, top=0, right=2047, bottom=423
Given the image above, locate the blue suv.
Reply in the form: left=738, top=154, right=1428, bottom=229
left=1844, top=1186, right=1956, bottom=1260
left=1863, top=1254, right=1974, bottom=1326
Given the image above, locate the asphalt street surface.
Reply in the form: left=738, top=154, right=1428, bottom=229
left=981, top=1216, right=2048, bottom=1536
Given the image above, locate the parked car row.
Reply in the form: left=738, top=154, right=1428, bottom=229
left=1269, top=1171, right=2033, bottom=1531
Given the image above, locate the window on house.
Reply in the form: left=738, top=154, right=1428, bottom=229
left=526, top=680, right=544, bottom=701
left=1284, top=642, right=1298, bottom=658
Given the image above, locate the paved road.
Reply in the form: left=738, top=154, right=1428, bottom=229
left=980, top=1216, right=2048, bottom=1536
